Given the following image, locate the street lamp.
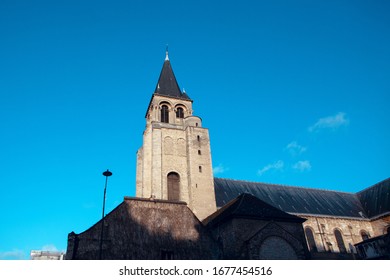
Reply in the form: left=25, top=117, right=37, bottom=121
left=99, top=169, right=112, bottom=260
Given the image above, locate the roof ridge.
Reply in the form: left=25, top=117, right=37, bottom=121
left=214, top=177, right=355, bottom=195
left=231, top=193, right=247, bottom=215
left=356, top=177, right=390, bottom=194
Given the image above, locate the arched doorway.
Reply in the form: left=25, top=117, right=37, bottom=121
left=167, top=172, right=180, bottom=201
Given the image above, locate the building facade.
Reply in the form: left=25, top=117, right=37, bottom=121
left=214, top=177, right=390, bottom=258
left=135, top=51, right=216, bottom=221
left=30, top=250, right=65, bottom=260
left=66, top=53, right=389, bottom=260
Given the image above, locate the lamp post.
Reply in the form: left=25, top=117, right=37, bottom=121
left=99, top=169, right=112, bottom=260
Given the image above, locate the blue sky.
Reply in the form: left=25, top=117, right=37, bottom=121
left=0, top=0, right=389, bottom=259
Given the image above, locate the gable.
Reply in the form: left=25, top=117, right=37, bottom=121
left=204, top=193, right=305, bottom=227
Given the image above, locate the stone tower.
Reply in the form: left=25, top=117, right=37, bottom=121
left=135, top=51, right=216, bottom=220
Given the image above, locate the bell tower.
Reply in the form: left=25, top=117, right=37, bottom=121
left=135, top=51, right=216, bottom=220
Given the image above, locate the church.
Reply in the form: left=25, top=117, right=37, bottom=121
left=66, top=52, right=390, bottom=260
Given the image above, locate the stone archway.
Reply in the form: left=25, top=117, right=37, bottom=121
left=247, top=222, right=307, bottom=260
left=167, top=172, right=180, bottom=201
left=259, top=236, right=298, bottom=260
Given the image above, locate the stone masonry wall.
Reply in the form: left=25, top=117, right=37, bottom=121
left=66, top=198, right=219, bottom=260
left=209, top=218, right=308, bottom=259
left=301, top=216, right=374, bottom=253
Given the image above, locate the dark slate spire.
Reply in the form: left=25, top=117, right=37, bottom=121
left=154, top=51, right=191, bottom=100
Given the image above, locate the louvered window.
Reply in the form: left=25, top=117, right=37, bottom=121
left=176, top=107, right=184, bottom=118
left=161, top=105, right=169, bottom=123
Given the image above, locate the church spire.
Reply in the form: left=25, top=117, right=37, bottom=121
left=154, top=50, right=191, bottom=100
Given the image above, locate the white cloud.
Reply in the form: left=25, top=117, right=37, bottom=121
left=213, top=164, right=228, bottom=175
left=0, top=249, right=26, bottom=260
left=285, top=141, right=307, bottom=156
left=309, top=112, right=349, bottom=132
left=258, top=160, right=284, bottom=176
left=293, top=160, right=312, bottom=172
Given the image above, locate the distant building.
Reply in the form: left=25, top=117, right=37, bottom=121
left=30, top=250, right=65, bottom=260
left=66, top=52, right=389, bottom=260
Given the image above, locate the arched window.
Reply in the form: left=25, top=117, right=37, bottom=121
left=161, top=105, right=169, bottom=123
left=304, top=227, right=318, bottom=252
left=360, top=230, right=370, bottom=241
left=334, top=229, right=346, bottom=253
left=167, top=172, right=180, bottom=201
left=176, top=107, right=184, bottom=118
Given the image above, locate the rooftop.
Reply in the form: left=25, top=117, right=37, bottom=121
left=214, top=177, right=390, bottom=219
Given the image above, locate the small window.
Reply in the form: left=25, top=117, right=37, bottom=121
left=198, top=150, right=201, bottom=155
left=197, top=135, right=200, bottom=141
left=196, top=123, right=198, bottom=127
left=176, top=107, right=184, bottom=118
left=199, top=166, right=202, bottom=173
left=161, top=250, right=174, bottom=260
left=360, top=230, right=370, bottom=241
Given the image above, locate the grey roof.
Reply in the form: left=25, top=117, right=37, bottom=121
left=357, top=178, right=390, bottom=219
left=154, top=58, right=191, bottom=101
left=204, top=193, right=305, bottom=227
left=214, top=178, right=370, bottom=219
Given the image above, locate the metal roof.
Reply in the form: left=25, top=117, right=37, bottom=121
left=357, top=178, right=390, bottom=219
left=204, top=193, right=305, bottom=226
left=214, top=178, right=371, bottom=219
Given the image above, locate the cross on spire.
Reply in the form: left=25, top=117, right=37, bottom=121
left=165, top=45, right=169, bottom=61
left=154, top=49, right=191, bottom=101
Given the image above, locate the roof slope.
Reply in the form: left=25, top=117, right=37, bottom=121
left=204, top=193, right=305, bottom=226
left=357, top=178, right=390, bottom=219
left=214, top=178, right=368, bottom=219
left=154, top=57, right=191, bottom=100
